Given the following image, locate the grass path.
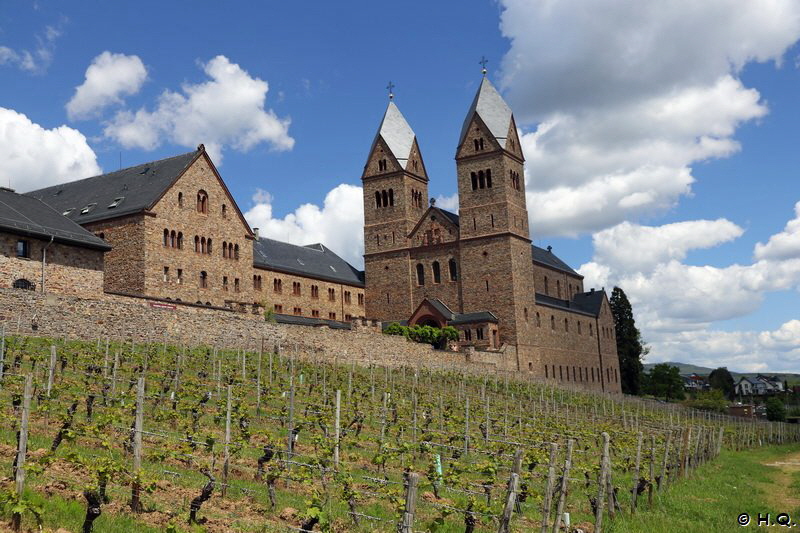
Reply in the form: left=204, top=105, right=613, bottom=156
left=606, top=443, right=800, bottom=533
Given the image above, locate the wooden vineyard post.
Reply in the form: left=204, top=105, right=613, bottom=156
left=12, top=375, right=32, bottom=531
left=103, top=338, right=109, bottom=378
left=498, top=472, right=520, bottom=533
left=222, top=385, right=232, bottom=498
left=111, top=350, right=119, bottom=399
left=540, top=443, right=559, bottom=533
left=681, top=427, right=691, bottom=478
left=464, top=396, right=470, bottom=455
left=485, top=395, right=490, bottom=443
left=256, top=346, right=262, bottom=417
left=717, top=427, right=724, bottom=456
left=130, top=377, right=145, bottom=512
left=380, top=392, right=387, bottom=442
left=595, top=432, right=610, bottom=533
left=631, top=432, right=643, bottom=513
left=46, top=345, right=57, bottom=396
left=0, top=325, right=6, bottom=386
left=552, top=439, right=574, bottom=533
left=648, top=435, right=655, bottom=506
left=412, top=392, right=418, bottom=443
left=399, top=472, right=419, bottom=533
left=241, top=350, right=246, bottom=382
left=659, top=430, right=672, bottom=491
left=334, top=389, right=341, bottom=469
left=287, top=378, right=295, bottom=467
left=269, top=350, right=273, bottom=386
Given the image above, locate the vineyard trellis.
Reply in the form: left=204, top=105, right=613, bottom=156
left=0, top=329, right=796, bottom=533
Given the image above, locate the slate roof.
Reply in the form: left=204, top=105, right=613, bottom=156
left=419, top=298, right=497, bottom=326
left=370, top=101, right=416, bottom=170
left=253, top=237, right=364, bottom=287
left=536, top=290, right=605, bottom=317
left=437, top=208, right=460, bottom=227
left=27, top=150, right=199, bottom=225
left=0, top=187, right=110, bottom=251
left=532, top=245, right=582, bottom=278
left=274, top=314, right=351, bottom=330
left=458, top=77, right=513, bottom=150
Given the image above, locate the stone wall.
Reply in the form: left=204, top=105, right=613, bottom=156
left=0, top=232, right=105, bottom=298
left=0, top=289, right=504, bottom=375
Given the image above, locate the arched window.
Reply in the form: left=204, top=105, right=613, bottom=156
left=194, top=235, right=200, bottom=252
left=486, top=168, right=492, bottom=188
left=416, top=263, right=425, bottom=286
left=199, top=271, right=208, bottom=288
left=201, top=237, right=206, bottom=254
left=197, top=190, right=208, bottom=214
left=448, top=258, right=458, bottom=281
left=550, top=315, right=555, bottom=329
left=589, top=323, right=593, bottom=336
left=178, top=192, right=183, bottom=207
left=432, top=261, right=441, bottom=284
left=177, top=232, right=183, bottom=249
left=375, top=191, right=381, bottom=208
left=388, top=188, right=394, bottom=206
left=536, top=312, right=541, bottom=327
left=578, top=321, right=582, bottom=334
left=234, top=244, right=239, bottom=260
left=163, top=229, right=169, bottom=247
left=479, top=138, right=485, bottom=150
left=524, top=307, right=528, bottom=321
left=12, top=279, right=34, bottom=290
left=206, top=238, right=212, bottom=254
left=382, top=190, right=388, bottom=207
left=478, top=170, right=485, bottom=189
left=223, top=242, right=228, bottom=258
left=471, top=172, right=477, bottom=191
left=221, top=204, right=227, bottom=218
left=564, top=318, right=569, bottom=332
left=474, top=139, right=480, bottom=151
left=170, top=230, right=176, bottom=248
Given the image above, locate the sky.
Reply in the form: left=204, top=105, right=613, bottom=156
left=2, top=0, right=800, bottom=373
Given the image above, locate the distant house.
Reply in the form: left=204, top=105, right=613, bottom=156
left=736, top=375, right=784, bottom=396
left=756, top=375, right=784, bottom=394
left=735, top=377, right=756, bottom=396
left=728, top=404, right=756, bottom=418
left=682, top=373, right=707, bottom=391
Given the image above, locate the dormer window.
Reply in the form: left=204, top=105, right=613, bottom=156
left=62, top=208, right=74, bottom=216
left=80, top=203, right=97, bottom=215
left=108, top=197, right=124, bottom=208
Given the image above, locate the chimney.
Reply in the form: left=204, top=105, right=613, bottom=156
left=253, top=227, right=260, bottom=239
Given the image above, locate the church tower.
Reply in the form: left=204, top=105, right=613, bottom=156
left=362, top=98, right=429, bottom=320
left=455, top=76, right=538, bottom=365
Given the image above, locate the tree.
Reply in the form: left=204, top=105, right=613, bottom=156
left=685, top=389, right=728, bottom=412
left=708, top=367, right=735, bottom=400
left=766, top=397, right=786, bottom=422
left=642, top=363, right=685, bottom=401
left=610, top=286, right=647, bottom=395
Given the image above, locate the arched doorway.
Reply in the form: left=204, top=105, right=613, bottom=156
left=412, top=315, right=443, bottom=329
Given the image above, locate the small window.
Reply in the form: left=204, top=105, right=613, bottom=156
left=199, top=271, right=208, bottom=288
left=197, top=190, right=208, bottom=214
left=178, top=192, right=183, bottom=207
left=108, top=197, right=124, bottom=208
left=328, top=288, right=336, bottom=301
left=222, top=204, right=227, bottom=218
left=550, top=315, right=555, bottom=329
left=432, top=261, right=441, bottom=284
left=358, top=293, right=364, bottom=306
left=80, top=203, right=97, bottom=215
left=449, top=258, right=458, bottom=281
left=163, top=266, right=169, bottom=282
left=62, top=208, right=74, bottom=216
left=293, top=307, right=302, bottom=316
left=274, top=304, right=283, bottom=313
left=223, top=276, right=229, bottom=291
left=16, top=239, right=30, bottom=258
left=416, top=263, right=425, bottom=286
left=177, top=269, right=183, bottom=284
left=312, top=310, right=320, bottom=318
left=329, top=312, right=336, bottom=320
left=234, top=278, right=240, bottom=293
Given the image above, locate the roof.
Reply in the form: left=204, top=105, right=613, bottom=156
left=253, top=237, right=364, bottom=287
left=273, top=314, right=351, bottom=330
left=449, top=311, right=498, bottom=326
left=458, top=77, right=513, bottom=150
left=532, top=245, right=582, bottom=278
left=370, top=101, right=416, bottom=170
left=438, top=208, right=460, bottom=227
left=27, top=150, right=199, bottom=224
left=0, top=187, right=110, bottom=251
left=536, top=290, right=605, bottom=317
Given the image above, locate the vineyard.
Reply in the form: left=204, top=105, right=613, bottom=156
left=0, top=331, right=796, bottom=533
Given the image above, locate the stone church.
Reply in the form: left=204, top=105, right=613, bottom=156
left=362, top=77, right=621, bottom=392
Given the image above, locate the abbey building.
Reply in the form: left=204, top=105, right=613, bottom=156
left=362, top=77, right=621, bottom=392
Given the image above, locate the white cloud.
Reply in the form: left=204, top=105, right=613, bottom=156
left=105, top=55, right=294, bottom=162
left=67, top=52, right=147, bottom=120
left=0, top=23, right=62, bottom=73
left=498, top=0, right=800, bottom=236
left=0, top=107, right=101, bottom=192
left=435, top=193, right=458, bottom=211
left=579, top=204, right=800, bottom=370
left=754, top=201, right=800, bottom=261
left=244, top=184, right=364, bottom=268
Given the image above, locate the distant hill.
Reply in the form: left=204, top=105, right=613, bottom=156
left=643, top=362, right=800, bottom=385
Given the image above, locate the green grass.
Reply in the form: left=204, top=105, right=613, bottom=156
left=607, top=443, right=800, bottom=533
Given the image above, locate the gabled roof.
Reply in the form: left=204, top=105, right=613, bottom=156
left=27, top=150, right=200, bottom=224
left=0, top=187, right=110, bottom=251
left=438, top=208, right=460, bottom=227
left=412, top=298, right=497, bottom=326
left=458, top=77, right=513, bottom=150
left=408, top=205, right=460, bottom=240
left=253, top=237, right=364, bottom=287
left=537, top=289, right=606, bottom=317
left=369, top=101, right=416, bottom=170
left=532, top=245, right=582, bottom=278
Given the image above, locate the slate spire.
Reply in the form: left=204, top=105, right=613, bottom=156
left=370, top=100, right=416, bottom=170
left=457, top=77, right=514, bottom=150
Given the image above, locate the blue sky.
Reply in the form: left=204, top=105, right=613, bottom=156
left=2, top=0, right=800, bottom=372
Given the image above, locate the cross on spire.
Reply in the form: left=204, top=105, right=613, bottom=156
left=386, top=81, right=395, bottom=100
left=479, top=56, right=488, bottom=76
